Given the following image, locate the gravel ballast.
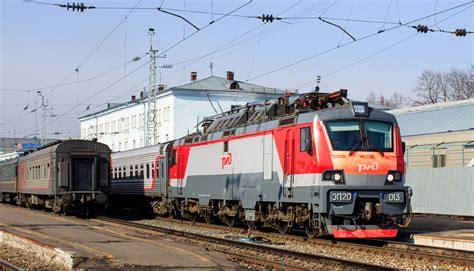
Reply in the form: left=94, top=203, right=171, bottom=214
left=0, top=243, right=66, bottom=270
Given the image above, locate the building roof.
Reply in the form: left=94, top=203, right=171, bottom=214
left=79, top=75, right=284, bottom=120
left=388, top=99, right=474, bottom=136
left=175, top=76, right=284, bottom=94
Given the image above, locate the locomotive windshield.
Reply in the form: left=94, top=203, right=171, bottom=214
left=326, top=120, right=393, bottom=152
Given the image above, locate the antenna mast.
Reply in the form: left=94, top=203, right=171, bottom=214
left=146, top=28, right=158, bottom=146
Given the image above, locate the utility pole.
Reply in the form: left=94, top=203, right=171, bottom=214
left=37, top=91, right=54, bottom=146
left=146, top=28, right=158, bottom=146
left=145, top=28, right=172, bottom=146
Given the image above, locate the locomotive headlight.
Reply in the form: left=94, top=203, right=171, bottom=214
left=322, top=170, right=345, bottom=184
left=386, top=170, right=402, bottom=184
left=387, top=174, right=394, bottom=182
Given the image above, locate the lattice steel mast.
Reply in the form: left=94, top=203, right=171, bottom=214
left=146, top=28, right=158, bottom=146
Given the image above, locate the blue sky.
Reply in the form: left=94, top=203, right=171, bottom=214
left=1, top=0, right=472, bottom=138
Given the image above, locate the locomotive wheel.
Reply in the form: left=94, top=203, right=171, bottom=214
left=190, top=213, right=198, bottom=223
left=305, top=223, right=318, bottom=238
left=224, top=215, right=236, bottom=227
left=204, top=213, right=214, bottom=224
left=277, top=221, right=289, bottom=234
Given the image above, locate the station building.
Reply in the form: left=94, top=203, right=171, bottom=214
left=389, top=99, right=474, bottom=168
left=78, top=71, right=285, bottom=151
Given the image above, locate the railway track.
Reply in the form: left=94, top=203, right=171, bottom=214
left=101, top=212, right=474, bottom=269
left=95, top=216, right=392, bottom=270
left=0, top=260, right=21, bottom=271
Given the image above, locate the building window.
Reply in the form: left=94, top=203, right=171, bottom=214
left=118, top=142, right=122, bottom=151
left=132, top=140, right=136, bottom=149
left=165, top=134, right=169, bottom=141
left=432, top=154, right=446, bottom=168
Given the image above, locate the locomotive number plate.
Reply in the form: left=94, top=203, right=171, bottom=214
left=329, top=191, right=352, bottom=203
left=383, top=192, right=405, bottom=203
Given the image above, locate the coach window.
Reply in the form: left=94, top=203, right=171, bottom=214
left=146, top=164, right=150, bottom=179
left=47, top=163, right=50, bottom=179
left=140, top=164, right=144, bottom=178
left=300, top=127, right=312, bottom=154
left=122, top=166, right=126, bottom=178
left=130, top=166, right=134, bottom=178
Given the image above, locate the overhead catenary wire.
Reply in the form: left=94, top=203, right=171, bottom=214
left=293, top=3, right=474, bottom=91
left=0, top=52, right=148, bottom=93
left=246, top=1, right=474, bottom=82
left=15, top=0, right=253, bottom=137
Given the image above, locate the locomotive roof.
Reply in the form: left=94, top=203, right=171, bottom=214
left=201, top=90, right=397, bottom=133
left=174, top=90, right=398, bottom=146
left=19, top=140, right=111, bottom=160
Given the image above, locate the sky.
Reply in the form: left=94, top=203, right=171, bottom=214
left=0, top=0, right=473, bottom=139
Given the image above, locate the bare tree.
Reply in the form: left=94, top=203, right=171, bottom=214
left=413, top=70, right=441, bottom=104
left=366, top=92, right=411, bottom=108
left=413, top=67, right=473, bottom=104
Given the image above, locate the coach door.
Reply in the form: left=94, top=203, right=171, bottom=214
left=155, top=155, right=167, bottom=196
left=283, top=129, right=295, bottom=197
left=72, top=158, right=94, bottom=191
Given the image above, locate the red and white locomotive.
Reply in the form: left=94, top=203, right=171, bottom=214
left=111, top=90, right=412, bottom=238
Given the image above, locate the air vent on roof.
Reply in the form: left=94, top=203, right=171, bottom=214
left=223, top=129, right=235, bottom=137
left=279, top=117, right=295, bottom=127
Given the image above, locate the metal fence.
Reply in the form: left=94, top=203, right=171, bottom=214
left=405, top=167, right=474, bottom=216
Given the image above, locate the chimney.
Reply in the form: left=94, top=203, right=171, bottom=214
left=191, top=71, right=197, bottom=81
left=131, top=95, right=136, bottom=101
left=158, top=84, right=167, bottom=91
left=226, top=71, right=234, bottom=81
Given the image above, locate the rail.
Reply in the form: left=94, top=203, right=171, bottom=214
left=95, top=216, right=392, bottom=270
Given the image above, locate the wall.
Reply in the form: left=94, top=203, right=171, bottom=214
left=403, top=130, right=474, bottom=168
left=405, top=167, right=474, bottom=216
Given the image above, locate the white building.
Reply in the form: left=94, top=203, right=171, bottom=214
left=79, top=71, right=285, bottom=151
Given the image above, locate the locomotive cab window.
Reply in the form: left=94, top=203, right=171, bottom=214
left=326, top=120, right=393, bottom=152
left=326, top=121, right=362, bottom=151
left=364, top=121, right=393, bottom=152
left=300, top=127, right=312, bottom=154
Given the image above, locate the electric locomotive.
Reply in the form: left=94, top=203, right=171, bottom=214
left=111, top=89, right=412, bottom=238
left=0, top=140, right=111, bottom=215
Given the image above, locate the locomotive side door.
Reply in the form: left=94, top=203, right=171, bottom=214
left=283, top=129, right=295, bottom=197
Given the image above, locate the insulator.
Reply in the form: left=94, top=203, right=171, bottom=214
left=455, top=28, right=467, bottom=37
left=416, top=24, right=428, bottom=33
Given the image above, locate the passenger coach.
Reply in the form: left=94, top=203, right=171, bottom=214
left=0, top=140, right=110, bottom=215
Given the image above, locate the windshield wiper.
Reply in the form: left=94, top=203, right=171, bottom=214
left=348, top=139, right=362, bottom=156
left=366, top=136, right=384, bottom=156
